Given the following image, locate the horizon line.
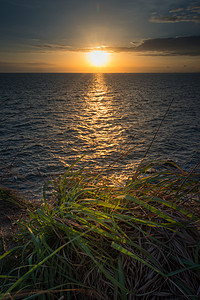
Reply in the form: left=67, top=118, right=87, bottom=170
left=0, top=71, right=200, bottom=74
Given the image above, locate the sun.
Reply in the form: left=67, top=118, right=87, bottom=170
left=88, top=50, right=110, bottom=67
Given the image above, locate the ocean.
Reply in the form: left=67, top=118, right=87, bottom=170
left=0, top=73, right=200, bottom=200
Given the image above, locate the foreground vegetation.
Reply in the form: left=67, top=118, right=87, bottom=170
left=0, top=159, right=200, bottom=299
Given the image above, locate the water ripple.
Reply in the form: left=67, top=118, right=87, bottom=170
left=0, top=73, right=200, bottom=199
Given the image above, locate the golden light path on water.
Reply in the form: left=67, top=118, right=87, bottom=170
left=53, top=73, right=167, bottom=181
left=81, top=74, right=121, bottom=152
left=56, top=73, right=136, bottom=178
left=78, top=74, right=126, bottom=169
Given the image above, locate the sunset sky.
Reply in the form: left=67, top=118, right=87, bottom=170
left=0, top=0, right=200, bottom=73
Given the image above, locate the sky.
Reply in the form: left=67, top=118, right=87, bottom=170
left=0, top=0, right=200, bottom=73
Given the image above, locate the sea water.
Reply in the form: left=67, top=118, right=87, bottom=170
left=0, top=73, right=200, bottom=199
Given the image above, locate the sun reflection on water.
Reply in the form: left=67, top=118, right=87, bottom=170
left=79, top=74, right=123, bottom=158
left=55, top=73, right=137, bottom=179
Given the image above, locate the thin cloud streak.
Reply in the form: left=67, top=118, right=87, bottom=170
left=34, top=44, right=72, bottom=50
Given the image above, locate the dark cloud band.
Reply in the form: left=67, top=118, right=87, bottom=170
left=101, top=36, right=200, bottom=56
left=131, top=36, right=200, bottom=56
left=32, top=36, right=200, bottom=56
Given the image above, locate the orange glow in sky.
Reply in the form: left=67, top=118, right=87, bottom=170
left=0, top=1, right=199, bottom=73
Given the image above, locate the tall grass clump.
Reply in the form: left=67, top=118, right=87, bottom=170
left=0, top=158, right=200, bottom=299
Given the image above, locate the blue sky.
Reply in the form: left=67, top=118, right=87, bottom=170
left=0, top=0, right=199, bottom=72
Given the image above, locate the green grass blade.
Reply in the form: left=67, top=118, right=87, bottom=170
left=3, top=227, right=94, bottom=297
left=111, top=242, right=166, bottom=277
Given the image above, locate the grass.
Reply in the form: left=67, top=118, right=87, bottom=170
left=0, top=158, right=199, bottom=299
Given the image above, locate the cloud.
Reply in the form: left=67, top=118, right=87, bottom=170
left=132, top=36, right=200, bottom=56
left=32, top=36, right=200, bottom=56
left=33, top=44, right=72, bottom=51
left=99, top=36, right=200, bottom=56
left=169, top=8, right=184, bottom=13
left=0, top=62, right=55, bottom=72
left=151, top=14, right=200, bottom=23
left=151, top=4, right=200, bottom=23
left=32, top=43, right=110, bottom=53
left=187, top=5, right=200, bottom=13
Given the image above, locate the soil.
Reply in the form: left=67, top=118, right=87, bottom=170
left=0, top=186, right=31, bottom=251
